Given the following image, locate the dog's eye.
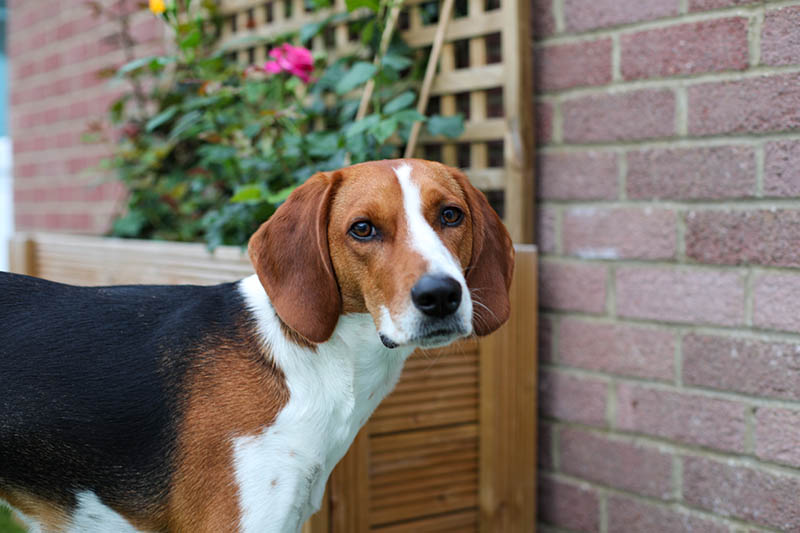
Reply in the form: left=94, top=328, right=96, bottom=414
left=441, top=207, right=464, bottom=227
left=349, top=221, right=377, bottom=240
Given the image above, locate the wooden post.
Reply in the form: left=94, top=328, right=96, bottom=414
left=478, top=245, right=537, bottom=532
left=328, top=430, right=371, bottom=533
left=501, top=0, right=535, bottom=243
left=8, top=234, right=36, bottom=276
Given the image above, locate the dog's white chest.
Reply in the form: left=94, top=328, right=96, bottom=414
left=233, top=284, right=413, bottom=533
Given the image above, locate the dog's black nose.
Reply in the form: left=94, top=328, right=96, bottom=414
left=411, top=275, right=462, bottom=318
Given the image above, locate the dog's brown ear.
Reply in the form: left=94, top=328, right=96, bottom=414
left=448, top=166, right=514, bottom=336
left=248, top=172, right=341, bottom=343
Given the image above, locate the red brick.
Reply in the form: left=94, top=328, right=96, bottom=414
left=563, top=0, right=678, bottom=32
left=622, top=18, right=748, bottom=80
left=563, top=89, right=676, bottom=143
left=537, top=205, right=558, bottom=254
left=684, top=456, right=800, bottom=530
left=616, top=267, right=745, bottom=326
left=538, top=151, right=618, bottom=200
left=536, top=101, right=553, bottom=145
left=560, top=428, right=673, bottom=499
left=685, top=209, right=800, bottom=267
left=532, top=0, right=556, bottom=38
left=627, top=145, right=756, bottom=200
left=563, top=207, right=676, bottom=260
left=616, top=384, right=747, bottom=452
left=538, top=421, right=554, bottom=469
left=765, top=140, right=800, bottom=197
left=538, top=475, right=600, bottom=532
left=558, top=319, right=674, bottom=380
left=607, top=495, right=729, bottom=533
left=539, top=260, right=607, bottom=313
left=539, top=370, right=607, bottom=426
left=683, top=333, right=800, bottom=402
left=539, top=315, right=554, bottom=363
left=761, top=6, right=800, bottom=67
left=753, top=272, right=800, bottom=333
left=755, top=408, right=800, bottom=468
left=535, top=38, right=612, bottom=92
left=689, top=74, right=800, bottom=135
left=689, top=0, right=755, bottom=11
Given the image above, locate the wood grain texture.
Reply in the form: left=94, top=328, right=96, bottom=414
left=479, top=245, right=538, bottom=532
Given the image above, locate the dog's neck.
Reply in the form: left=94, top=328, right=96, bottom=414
left=235, top=274, right=414, bottom=530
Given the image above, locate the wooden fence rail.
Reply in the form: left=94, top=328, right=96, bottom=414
left=8, top=233, right=537, bottom=532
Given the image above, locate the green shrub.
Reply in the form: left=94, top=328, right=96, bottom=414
left=87, top=0, right=463, bottom=248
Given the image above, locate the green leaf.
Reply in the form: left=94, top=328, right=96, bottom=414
left=300, top=20, right=325, bottom=44
left=116, top=56, right=159, bottom=77
left=383, top=91, right=416, bottom=114
left=145, top=106, right=178, bottom=132
left=180, top=28, right=202, bottom=50
left=426, top=114, right=465, bottom=138
left=230, top=184, right=265, bottom=204
left=307, top=132, right=340, bottom=157
left=335, top=62, right=377, bottom=94
left=169, top=110, right=203, bottom=140
left=371, top=117, right=398, bottom=144
left=112, top=211, right=148, bottom=237
left=381, top=53, right=412, bottom=72
left=345, top=114, right=380, bottom=137
left=345, top=0, right=379, bottom=12
left=393, top=109, right=426, bottom=124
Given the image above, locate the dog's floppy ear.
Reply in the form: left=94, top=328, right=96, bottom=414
left=448, top=166, right=514, bottom=336
left=248, top=172, right=342, bottom=343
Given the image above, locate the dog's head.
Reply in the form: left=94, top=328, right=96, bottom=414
left=248, top=159, right=514, bottom=347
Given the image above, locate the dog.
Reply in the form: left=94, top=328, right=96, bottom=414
left=0, top=159, right=514, bottom=532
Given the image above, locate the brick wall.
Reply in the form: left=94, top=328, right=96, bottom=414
left=8, top=0, right=162, bottom=233
left=535, top=0, right=800, bottom=531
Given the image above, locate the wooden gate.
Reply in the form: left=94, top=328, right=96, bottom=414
left=9, top=233, right=537, bottom=532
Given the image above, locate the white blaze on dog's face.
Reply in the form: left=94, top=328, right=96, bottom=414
left=328, top=160, right=476, bottom=348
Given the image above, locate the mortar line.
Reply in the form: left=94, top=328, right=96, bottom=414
left=546, top=470, right=785, bottom=532
left=748, top=6, right=764, bottom=67
left=534, top=0, right=800, bottom=44
left=616, top=150, right=627, bottom=201
left=538, top=307, right=800, bottom=346
left=547, top=421, right=800, bottom=481
left=539, top=64, right=800, bottom=100
left=536, top=129, right=800, bottom=151
left=755, top=141, right=766, bottom=197
left=552, top=0, right=565, bottom=34
left=541, top=363, right=800, bottom=412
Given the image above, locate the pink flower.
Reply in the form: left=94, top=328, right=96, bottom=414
left=263, top=44, right=314, bottom=83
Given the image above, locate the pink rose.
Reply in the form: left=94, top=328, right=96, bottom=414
left=263, top=44, right=314, bottom=83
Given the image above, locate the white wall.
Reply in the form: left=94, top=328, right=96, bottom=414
left=0, top=137, right=12, bottom=271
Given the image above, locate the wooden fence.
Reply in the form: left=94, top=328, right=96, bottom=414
left=9, top=233, right=537, bottom=532
left=216, top=0, right=535, bottom=243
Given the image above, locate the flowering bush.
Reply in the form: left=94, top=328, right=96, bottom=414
left=88, top=0, right=463, bottom=247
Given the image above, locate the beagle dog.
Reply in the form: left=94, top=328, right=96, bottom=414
left=0, top=159, right=513, bottom=533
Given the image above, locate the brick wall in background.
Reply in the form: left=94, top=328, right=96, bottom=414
left=8, top=0, right=162, bottom=233
left=535, top=0, right=800, bottom=531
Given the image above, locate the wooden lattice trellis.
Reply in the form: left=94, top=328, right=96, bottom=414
left=217, top=0, right=535, bottom=243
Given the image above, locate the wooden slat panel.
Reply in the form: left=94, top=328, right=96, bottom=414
left=373, top=509, right=478, bottom=532
left=370, top=425, right=479, bottom=527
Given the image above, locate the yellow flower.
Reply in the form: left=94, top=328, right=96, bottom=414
left=149, top=0, right=166, bottom=14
